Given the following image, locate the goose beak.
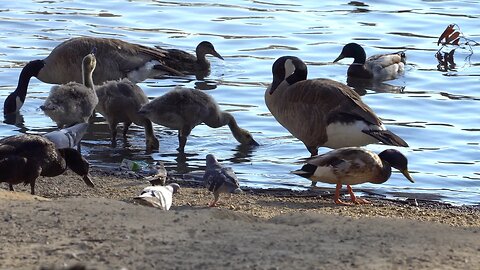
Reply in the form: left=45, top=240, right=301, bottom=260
left=90, top=47, right=97, bottom=55
left=400, top=169, right=415, bottom=183
left=83, top=174, right=95, bottom=187
left=250, top=138, right=260, bottom=146
left=333, top=53, right=345, bottom=63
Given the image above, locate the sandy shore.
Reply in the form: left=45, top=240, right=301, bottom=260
left=1, top=169, right=479, bottom=269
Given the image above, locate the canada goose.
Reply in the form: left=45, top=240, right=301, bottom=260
left=292, top=147, right=414, bottom=205
left=265, top=56, right=408, bottom=186
left=203, top=154, right=242, bottom=207
left=138, top=87, right=259, bottom=153
left=0, top=134, right=94, bottom=195
left=333, top=43, right=406, bottom=81
left=134, top=183, right=180, bottom=210
left=95, top=79, right=159, bottom=153
left=3, top=36, right=184, bottom=115
left=160, top=41, right=224, bottom=79
left=40, top=52, right=98, bottom=128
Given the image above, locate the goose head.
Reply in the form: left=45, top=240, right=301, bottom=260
left=333, top=43, right=367, bottom=64
left=269, top=56, right=307, bottom=94
left=378, top=149, right=414, bottom=183
left=196, top=41, right=224, bottom=60
left=3, top=60, right=45, bottom=115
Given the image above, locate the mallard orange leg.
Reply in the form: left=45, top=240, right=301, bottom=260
left=208, top=193, right=221, bottom=207
left=346, top=185, right=370, bottom=204
left=334, top=182, right=353, bottom=206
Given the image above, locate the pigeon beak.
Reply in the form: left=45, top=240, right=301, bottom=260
left=333, top=53, right=345, bottom=63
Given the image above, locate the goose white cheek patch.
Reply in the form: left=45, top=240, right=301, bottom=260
left=284, top=58, right=296, bottom=79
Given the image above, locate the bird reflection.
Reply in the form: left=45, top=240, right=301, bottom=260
left=346, top=77, right=405, bottom=95
left=3, top=112, right=28, bottom=133
left=228, top=143, right=258, bottom=164
left=435, top=49, right=457, bottom=72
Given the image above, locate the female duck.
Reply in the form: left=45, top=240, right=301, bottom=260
left=333, top=43, right=406, bottom=81
left=40, top=52, right=98, bottom=128
left=95, top=79, right=159, bottom=153
left=292, top=147, right=414, bottom=205
left=0, top=134, right=95, bottom=195
left=139, top=87, right=258, bottom=153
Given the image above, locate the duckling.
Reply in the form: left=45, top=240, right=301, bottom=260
left=0, top=134, right=95, bottom=195
left=292, top=147, right=414, bottom=205
left=333, top=43, right=406, bottom=81
left=95, top=79, right=159, bottom=153
left=160, top=41, right=224, bottom=79
left=134, top=183, right=180, bottom=210
left=40, top=52, right=98, bottom=128
left=265, top=56, right=408, bottom=187
left=203, top=154, right=242, bottom=207
left=138, top=87, right=258, bottom=153
left=3, top=36, right=183, bottom=115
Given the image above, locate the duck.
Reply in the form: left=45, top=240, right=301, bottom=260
left=160, top=41, right=224, bottom=79
left=265, top=56, right=408, bottom=186
left=0, top=134, right=95, bottom=195
left=333, top=43, right=406, bottom=81
left=292, top=147, right=414, bottom=205
left=203, top=154, right=242, bottom=207
left=138, top=87, right=259, bottom=153
left=3, top=36, right=184, bottom=115
left=40, top=51, right=98, bottom=128
left=133, top=183, right=180, bottom=210
left=95, top=79, right=159, bottom=153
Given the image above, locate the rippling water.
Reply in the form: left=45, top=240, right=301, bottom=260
left=1, top=0, right=479, bottom=205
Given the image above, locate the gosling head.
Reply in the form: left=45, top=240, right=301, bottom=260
left=233, top=128, right=259, bottom=147
left=82, top=52, right=97, bottom=73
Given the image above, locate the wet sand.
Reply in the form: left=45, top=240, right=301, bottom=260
left=1, top=169, right=479, bottom=269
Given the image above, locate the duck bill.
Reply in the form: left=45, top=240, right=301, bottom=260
left=400, top=169, right=415, bottom=183
left=212, top=50, right=224, bottom=60
left=333, top=53, right=345, bottom=63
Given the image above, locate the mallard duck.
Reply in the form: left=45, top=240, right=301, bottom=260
left=40, top=52, right=98, bottom=128
left=333, top=43, right=406, bottom=81
left=3, top=36, right=184, bottom=115
left=0, top=134, right=95, bottom=195
left=292, top=147, right=414, bottom=205
left=160, top=41, right=224, bottom=79
left=134, top=183, right=180, bottom=210
left=95, top=79, right=159, bottom=153
left=138, top=87, right=259, bottom=153
left=203, top=154, right=242, bottom=207
left=265, top=56, right=408, bottom=187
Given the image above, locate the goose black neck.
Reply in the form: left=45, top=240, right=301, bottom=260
left=3, top=60, right=44, bottom=114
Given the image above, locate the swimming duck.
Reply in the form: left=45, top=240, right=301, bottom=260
left=134, top=183, right=180, bottom=210
left=265, top=56, right=408, bottom=186
left=292, top=147, right=414, bottom=205
left=3, top=36, right=184, bottom=115
left=40, top=52, right=98, bottom=128
left=160, top=41, right=224, bottom=79
left=0, top=134, right=95, bottom=195
left=95, top=79, right=159, bottom=153
left=203, top=154, right=242, bottom=207
left=333, top=43, right=406, bottom=81
left=138, top=87, right=259, bottom=153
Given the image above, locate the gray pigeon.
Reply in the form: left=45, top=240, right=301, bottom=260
left=203, top=154, right=242, bottom=207
left=43, top=123, right=89, bottom=149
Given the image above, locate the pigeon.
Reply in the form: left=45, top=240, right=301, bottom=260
left=44, top=123, right=89, bottom=149
left=203, top=154, right=242, bottom=207
left=133, top=183, right=180, bottom=210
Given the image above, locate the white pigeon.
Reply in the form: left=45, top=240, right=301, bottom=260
left=43, top=122, right=89, bottom=149
left=203, top=154, right=242, bottom=207
left=133, top=183, right=180, bottom=210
